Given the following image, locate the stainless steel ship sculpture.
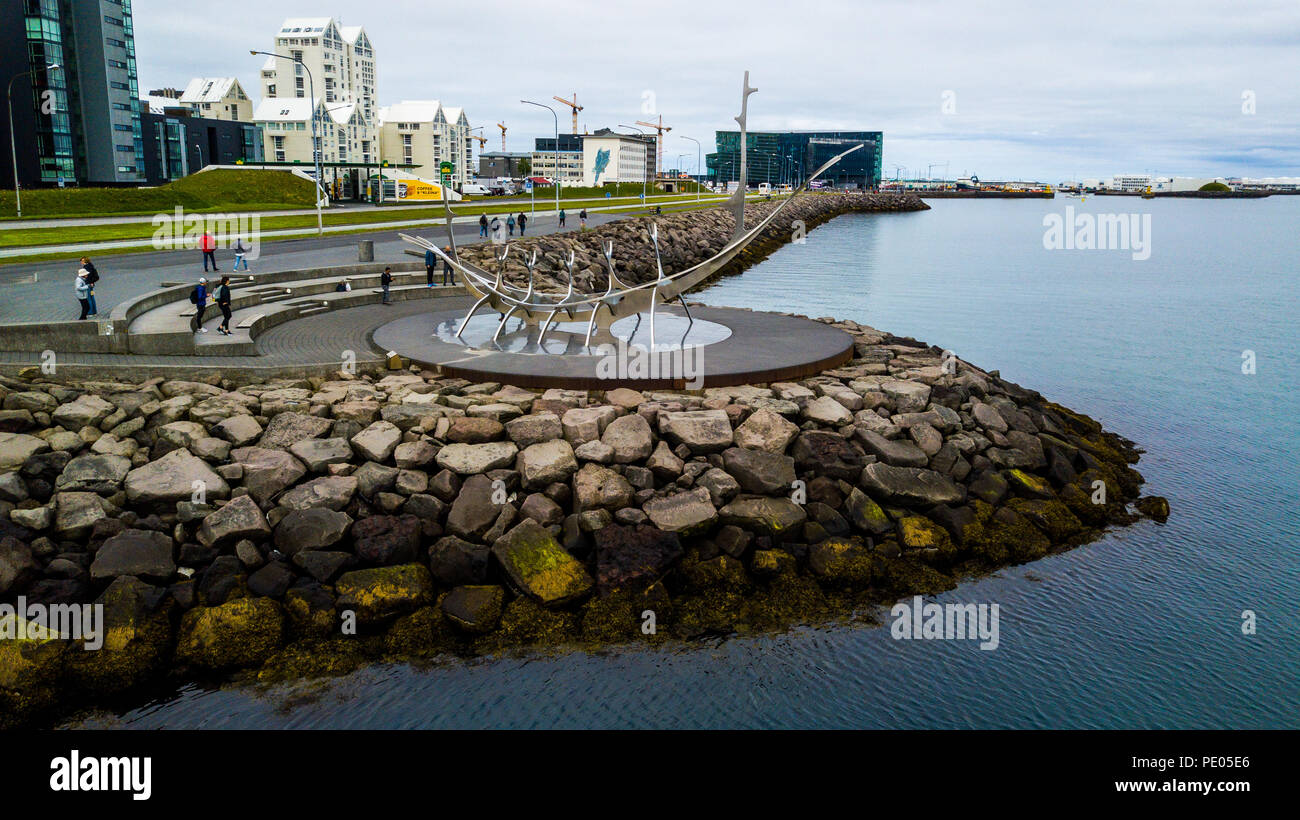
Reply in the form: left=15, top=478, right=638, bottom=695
left=401, top=71, right=862, bottom=350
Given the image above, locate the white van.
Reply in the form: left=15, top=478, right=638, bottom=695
left=461, top=183, right=491, bottom=196
left=758, top=182, right=771, bottom=195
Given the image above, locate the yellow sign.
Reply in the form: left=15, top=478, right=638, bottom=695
left=394, top=179, right=446, bottom=201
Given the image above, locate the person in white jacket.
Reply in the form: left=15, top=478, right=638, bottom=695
left=76, top=269, right=91, bottom=320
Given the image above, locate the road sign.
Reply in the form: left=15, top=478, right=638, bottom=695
left=524, top=180, right=533, bottom=193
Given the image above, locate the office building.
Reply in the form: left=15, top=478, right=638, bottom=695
left=140, top=107, right=263, bottom=184
left=530, top=134, right=584, bottom=185
left=2, top=0, right=146, bottom=187
left=706, top=130, right=883, bottom=189
left=478, top=151, right=529, bottom=179
left=582, top=132, right=648, bottom=186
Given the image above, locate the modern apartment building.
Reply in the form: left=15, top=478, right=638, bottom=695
left=2, top=0, right=146, bottom=187
left=256, top=16, right=377, bottom=169
left=376, top=100, right=472, bottom=186
left=178, top=77, right=253, bottom=123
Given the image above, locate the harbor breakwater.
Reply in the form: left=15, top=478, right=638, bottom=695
left=0, top=325, right=1166, bottom=727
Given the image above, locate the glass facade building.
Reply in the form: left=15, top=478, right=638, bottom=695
left=706, top=130, right=883, bottom=189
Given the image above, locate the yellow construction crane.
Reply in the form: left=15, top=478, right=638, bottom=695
left=553, top=93, right=582, bottom=134
left=497, top=122, right=507, bottom=151
left=636, top=116, right=672, bottom=178
left=470, top=134, right=487, bottom=149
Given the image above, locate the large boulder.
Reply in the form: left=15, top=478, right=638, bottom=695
left=573, top=463, right=634, bottom=512
left=600, top=413, right=654, bottom=463
left=276, top=475, right=358, bottom=512
left=212, top=414, right=263, bottom=447
left=435, top=441, right=518, bottom=475
left=351, top=514, right=421, bottom=565
left=428, top=535, right=490, bottom=585
left=90, top=529, right=175, bottom=581
left=445, top=474, right=506, bottom=541
left=592, top=524, right=683, bottom=593
left=491, top=519, right=593, bottom=607
left=53, top=453, right=132, bottom=494
left=722, top=447, right=796, bottom=495
left=642, top=487, right=718, bottom=535
left=790, top=431, right=865, bottom=481
left=516, top=439, right=578, bottom=490
left=441, top=585, right=504, bottom=634
left=230, top=447, right=307, bottom=505
left=733, top=407, right=800, bottom=453
left=198, top=494, right=271, bottom=549
left=660, top=409, right=733, bottom=454
left=289, top=437, right=353, bottom=472
left=176, top=597, right=285, bottom=670
left=0, top=433, right=49, bottom=472
left=802, top=395, right=854, bottom=426
left=0, top=537, right=37, bottom=597
left=335, top=563, right=433, bottom=624
left=52, top=394, right=115, bottom=430
left=274, top=507, right=353, bottom=555
left=858, top=462, right=964, bottom=506
left=503, top=413, right=561, bottom=448
left=880, top=380, right=931, bottom=413
left=350, top=421, right=403, bottom=462
left=447, top=416, right=506, bottom=444
left=854, top=429, right=929, bottom=468
left=257, top=412, right=333, bottom=450
left=718, top=496, right=807, bottom=538
left=124, top=448, right=229, bottom=505
left=53, top=492, right=107, bottom=539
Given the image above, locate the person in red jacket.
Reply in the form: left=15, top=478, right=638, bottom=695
left=200, top=231, right=218, bottom=272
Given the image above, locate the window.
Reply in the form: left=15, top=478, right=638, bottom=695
left=106, top=37, right=125, bottom=47
left=110, top=81, right=129, bottom=90
left=107, top=59, right=127, bottom=69
left=113, top=123, right=133, bottom=131
left=104, top=15, right=123, bottom=26
left=112, top=102, right=131, bottom=111
left=116, top=144, right=133, bottom=152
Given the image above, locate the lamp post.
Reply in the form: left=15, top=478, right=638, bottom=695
left=251, top=49, right=322, bottom=235
left=520, top=99, right=559, bottom=216
left=618, top=123, right=650, bottom=202
left=681, top=136, right=701, bottom=200
left=7, top=63, right=60, bottom=218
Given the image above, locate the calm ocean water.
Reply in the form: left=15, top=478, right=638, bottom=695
left=80, top=197, right=1300, bottom=729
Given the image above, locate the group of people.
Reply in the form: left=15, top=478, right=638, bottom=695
left=475, top=208, right=588, bottom=239
left=189, top=275, right=234, bottom=335
left=199, top=231, right=251, bottom=273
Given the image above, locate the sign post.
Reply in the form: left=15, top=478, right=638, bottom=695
left=525, top=178, right=534, bottom=217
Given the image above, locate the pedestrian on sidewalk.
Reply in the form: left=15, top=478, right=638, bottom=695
left=558, top=208, right=566, bottom=228
left=507, top=214, right=516, bottom=236
left=190, top=277, right=209, bottom=332
left=479, top=213, right=489, bottom=237
left=381, top=266, right=393, bottom=304
left=489, top=215, right=503, bottom=242
left=233, top=238, right=250, bottom=271
left=425, top=246, right=436, bottom=287
left=79, top=256, right=99, bottom=317
left=441, top=246, right=455, bottom=285
left=518, top=212, right=527, bottom=235
left=215, top=275, right=233, bottom=335
left=75, top=268, right=91, bottom=320
left=579, top=208, right=588, bottom=229
left=200, top=231, right=218, bottom=272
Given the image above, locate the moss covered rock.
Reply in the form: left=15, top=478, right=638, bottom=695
left=0, top=628, right=68, bottom=727
left=750, top=548, right=797, bottom=577
left=65, top=576, right=173, bottom=696
left=843, top=487, right=892, bottom=535
left=441, top=585, right=505, bottom=634
left=491, top=519, right=593, bottom=607
left=488, top=597, right=581, bottom=647
left=177, top=596, right=285, bottom=671
left=335, top=563, right=433, bottom=624
left=1005, top=469, right=1053, bottom=499
left=384, top=606, right=450, bottom=656
left=808, top=537, right=874, bottom=586
left=1008, top=498, right=1084, bottom=541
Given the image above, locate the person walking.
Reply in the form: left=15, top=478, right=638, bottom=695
left=479, top=213, right=489, bottom=237
left=558, top=208, right=566, bottom=228
left=579, top=208, right=588, bottom=229
left=200, top=231, right=218, bottom=272
left=215, top=275, right=233, bottom=335
left=190, top=276, right=209, bottom=332
left=233, top=238, right=250, bottom=271
left=425, top=246, right=436, bottom=287
left=79, top=256, right=99, bottom=317
left=517, top=212, right=527, bottom=235
left=441, top=246, right=454, bottom=286
left=75, top=268, right=92, bottom=320
left=381, top=266, right=393, bottom=304
left=507, top=214, right=516, bottom=236
left=489, top=215, right=503, bottom=241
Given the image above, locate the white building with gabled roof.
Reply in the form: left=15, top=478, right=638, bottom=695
left=377, top=100, right=473, bottom=187
left=179, top=77, right=253, bottom=122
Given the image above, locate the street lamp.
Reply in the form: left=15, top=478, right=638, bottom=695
left=251, top=49, right=322, bottom=235
left=521, top=99, right=560, bottom=216
left=681, top=136, right=701, bottom=200
left=7, top=63, right=60, bottom=218
left=618, top=123, right=650, bottom=201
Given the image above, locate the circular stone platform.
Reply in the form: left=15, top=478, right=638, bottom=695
left=370, top=297, right=854, bottom=389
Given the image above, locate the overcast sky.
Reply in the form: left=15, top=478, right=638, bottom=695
left=135, top=0, right=1300, bottom=181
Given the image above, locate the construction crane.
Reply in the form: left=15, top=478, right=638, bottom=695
left=635, top=115, right=671, bottom=179
left=553, top=93, right=582, bottom=134
left=496, top=122, right=507, bottom=151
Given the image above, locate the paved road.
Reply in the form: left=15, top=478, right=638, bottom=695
left=0, top=210, right=624, bottom=324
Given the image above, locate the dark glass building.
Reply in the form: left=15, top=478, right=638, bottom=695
left=139, top=105, right=264, bottom=185
left=2, top=0, right=146, bottom=188
left=706, top=130, right=883, bottom=189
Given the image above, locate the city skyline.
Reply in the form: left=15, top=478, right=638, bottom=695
left=130, top=0, right=1300, bottom=181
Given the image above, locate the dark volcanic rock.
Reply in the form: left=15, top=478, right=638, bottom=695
left=593, top=524, right=683, bottom=593
left=352, top=514, right=421, bottom=565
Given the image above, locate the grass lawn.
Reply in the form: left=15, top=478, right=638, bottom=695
left=0, top=169, right=317, bottom=220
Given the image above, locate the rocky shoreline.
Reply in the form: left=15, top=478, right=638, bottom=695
left=0, top=314, right=1167, bottom=728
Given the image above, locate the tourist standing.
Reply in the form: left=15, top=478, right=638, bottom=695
left=442, top=246, right=454, bottom=286
left=79, top=256, right=99, bottom=317
left=233, top=238, right=250, bottom=271
left=425, top=247, right=436, bottom=287
left=75, top=268, right=91, bottom=320
left=215, top=275, right=233, bottom=335
left=200, top=231, right=218, bottom=272
left=479, top=213, right=489, bottom=237
left=579, top=208, right=588, bottom=229
left=518, top=212, right=527, bottom=235
left=507, top=214, right=516, bottom=236
left=381, top=266, right=393, bottom=304
left=559, top=208, right=566, bottom=228
left=190, top=277, right=209, bottom=332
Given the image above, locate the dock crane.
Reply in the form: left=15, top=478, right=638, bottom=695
left=553, top=93, right=583, bottom=134
left=635, top=115, right=671, bottom=179
left=496, top=122, right=507, bottom=151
